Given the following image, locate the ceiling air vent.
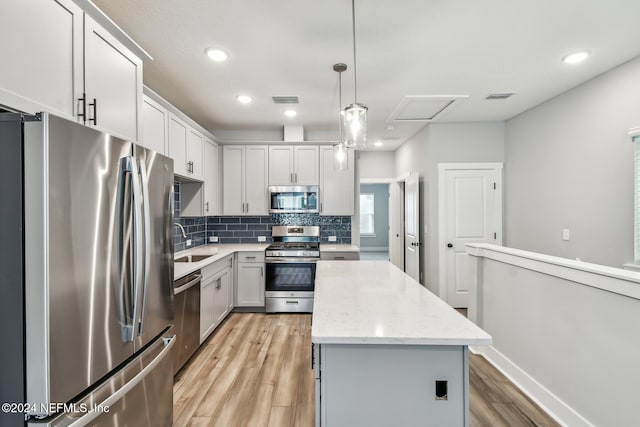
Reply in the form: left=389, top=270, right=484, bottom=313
left=272, top=96, right=299, bottom=104
left=486, top=92, right=515, bottom=100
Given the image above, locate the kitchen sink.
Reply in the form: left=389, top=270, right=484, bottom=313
left=175, top=254, right=212, bottom=263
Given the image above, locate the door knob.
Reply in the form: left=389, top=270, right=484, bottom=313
left=447, top=243, right=453, bottom=248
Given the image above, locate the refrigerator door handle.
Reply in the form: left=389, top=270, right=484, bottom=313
left=137, top=160, right=152, bottom=336
left=61, top=335, right=176, bottom=427
left=129, top=156, right=144, bottom=342
left=117, top=156, right=136, bottom=342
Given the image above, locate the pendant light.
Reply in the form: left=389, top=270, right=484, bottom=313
left=342, top=0, right=367, bottom=150
left=333, top=63, right=348, bottom=171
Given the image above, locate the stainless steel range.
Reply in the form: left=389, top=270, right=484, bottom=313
left=265, top=226, right=320, bottom=313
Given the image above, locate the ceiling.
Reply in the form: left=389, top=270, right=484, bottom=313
left=93, top=0, right=640, bottom=151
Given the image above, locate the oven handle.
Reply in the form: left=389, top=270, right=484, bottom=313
left=265, top=258, right=319, bottom=264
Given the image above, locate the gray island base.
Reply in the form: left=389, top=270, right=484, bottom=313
left=311, top=261, right=491, bottom=427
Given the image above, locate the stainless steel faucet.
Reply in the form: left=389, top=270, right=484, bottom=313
left=174, top=222, right=187, bottom=239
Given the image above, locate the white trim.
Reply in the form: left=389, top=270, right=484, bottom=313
left=470, top=345, right=594, bottom=427
left=628, top=125, right=640, bottom=138
left=437, top=162, right=504, bottom=171
left=622, top=263, right=640, bottom=272
left=360, top=177, right=394, bottom=184
left=466, top=243, right=640, bottom=300
left=394, top=172, right=412, bottom=182
left=437, top=163, right=504, bottom=301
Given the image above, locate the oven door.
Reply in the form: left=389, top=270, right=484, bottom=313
left=265, top=259, right=316, bottom=292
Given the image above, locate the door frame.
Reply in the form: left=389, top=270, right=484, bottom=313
left=360, top=178, right=393, bottom=259
left=437, top=162, right=503, bottom=302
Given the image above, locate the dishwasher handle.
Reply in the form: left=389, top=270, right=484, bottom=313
left=174, top=273, right=202, bottom=294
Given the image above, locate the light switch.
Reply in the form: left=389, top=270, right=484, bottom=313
left=562, top=229, right=570, bottom=241
left=186, top=239, right=192, bottom=246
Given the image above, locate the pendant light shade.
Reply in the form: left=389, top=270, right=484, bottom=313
left=344, top=0, right=367, bottom=150
left=343, top=102, right=367, bottom=149
left=333, top=142, right=348, bottom=171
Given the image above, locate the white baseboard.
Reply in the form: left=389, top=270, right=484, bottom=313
left=359, top=247, right=389, bottom=252
left=469, top=345, right=594, bottom=427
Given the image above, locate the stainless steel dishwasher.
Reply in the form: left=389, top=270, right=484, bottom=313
left=173, top=270, right=201, bottom=375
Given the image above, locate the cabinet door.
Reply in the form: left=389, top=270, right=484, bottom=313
left=268, top=146, right=294, bottom=185
left=0, top=0, right=83, bottom=119
left=84, top=15, right=142, bottom=141
left=236, top=263, right=265, bottom=307
left=294, top=146, right=319, bottom=185
left=320, top=146, right=355, bottom=215
left=213, top=270, right=230, bottom=325
left=223, top=145, right=245, bottom=215
left=245, top=145, right=269, bottom=215
left=168, top=114, right=188, bottom=177
left=200, top=278, right=216, bottom=343
left=141, top=95, right=168, bottom=155
left=203, top=139, right=219, bottom=215
left=187, top=128, right=204, bottom=180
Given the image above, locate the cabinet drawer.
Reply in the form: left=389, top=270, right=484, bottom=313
left=202, top=254, right=233, bottom=279
left=320, top=252, right=359, bottom=261
left=237, top=252, right=265, bottom=263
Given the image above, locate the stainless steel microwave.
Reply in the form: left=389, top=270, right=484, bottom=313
left=268, top=185, right=319, bottom=213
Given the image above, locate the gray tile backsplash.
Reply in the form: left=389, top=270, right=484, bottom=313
left=173, top=181, right=351, bottom=252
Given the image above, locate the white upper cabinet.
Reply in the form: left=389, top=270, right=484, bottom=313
left=268, top=145, right=319, bottom=185
left=223, top=145, right=268, bottom=215
left=320, top=146, right=355, bottom=216
left=294, top=146, right=320, bottom=185
left=0, top=0, right=143, bottom=142
left=204, top=138, right=221, bottom=215
left=187, top=128, right=204, bottom=180
left=168, top=113, right=204, bottom=181
left=0, top=0, right=83, bottom=120
left=83, top=15, right=142, bottom=141
left=141, top=95, right=168, bottom=154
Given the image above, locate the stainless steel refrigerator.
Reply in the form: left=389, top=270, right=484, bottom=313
left=0, top=112, right=175, bottom=426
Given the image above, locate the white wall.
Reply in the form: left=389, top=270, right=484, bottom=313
left=468, top=244, right=640, bottom=427
left=394, top=122, right=505, bottom=292
left=359, top=151, right=396, bottom=180
left=505, top=57, right=640, bottom=267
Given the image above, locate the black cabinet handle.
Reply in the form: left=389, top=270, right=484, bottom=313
left=89, top=98, right=97, bottom=125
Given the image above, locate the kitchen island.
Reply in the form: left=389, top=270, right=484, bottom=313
left=311, top=261, right=491, bottom=427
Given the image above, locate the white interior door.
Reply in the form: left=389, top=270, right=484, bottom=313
left=404, top=173, right=420, bottom=282
left=389, top=181, right=403, bottom=270
left=439, top=163, right=503, bottom=307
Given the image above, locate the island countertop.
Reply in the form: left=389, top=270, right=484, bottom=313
left=311, top=261, right=492, bottom=346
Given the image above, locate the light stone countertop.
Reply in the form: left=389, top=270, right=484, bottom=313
left=311, top=261, right=492, bottom=346
left=319, top=244, right=360, bottom=252
left=174, top=244, right=268, bottom=280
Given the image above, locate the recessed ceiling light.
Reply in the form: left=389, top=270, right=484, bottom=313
left=562, top=50, right=591, bottom=64
left=205, top=48, right=228, bottom=62
left=374, top=141, right=383, bottom=147
left=236, top=95, right=252, bottom=104
left=284, top=110, right=297, bottom=117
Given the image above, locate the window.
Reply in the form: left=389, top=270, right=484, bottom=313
left=360, top=193, right=375, bottom=236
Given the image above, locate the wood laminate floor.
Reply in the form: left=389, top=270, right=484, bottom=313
left=173, top=313, right=560, bottom=427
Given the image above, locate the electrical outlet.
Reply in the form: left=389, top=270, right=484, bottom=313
left=210, top=236, right=219, bottom=243
left=562, top=229, right=570, bottom=241
left=257, top=236, right=266, bottom=242
left=435, top=380, right=448, bottom=400
left=328, top=236, right=337, bottom=242
left=186, top=239, right=192, bottom=246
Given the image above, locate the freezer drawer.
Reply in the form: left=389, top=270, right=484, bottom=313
left=30, top=330, right=175, bottom=427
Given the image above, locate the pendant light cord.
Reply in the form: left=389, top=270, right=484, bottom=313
left=338, top=71, right=344, bottom=142
left=351, top=0, right=358, bottom=103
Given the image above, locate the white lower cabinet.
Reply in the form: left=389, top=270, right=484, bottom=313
left=200, top=255, right=233, bottom=343
left=235, top=252, right=265, bottom=307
